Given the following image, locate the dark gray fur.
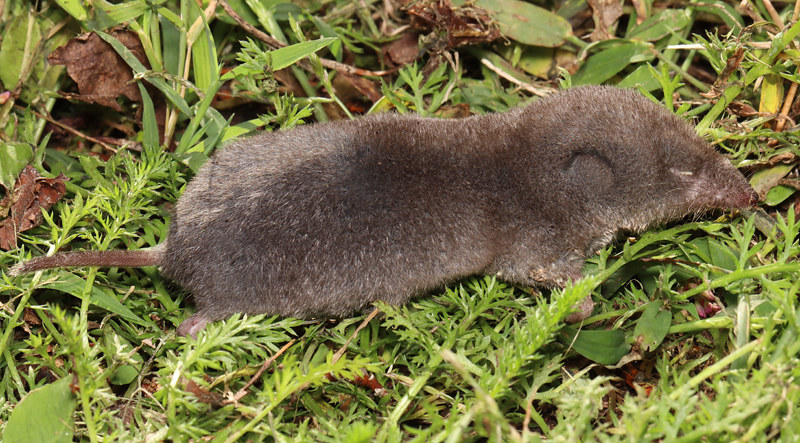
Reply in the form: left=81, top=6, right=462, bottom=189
left=12, top=86, right=757, bottom=337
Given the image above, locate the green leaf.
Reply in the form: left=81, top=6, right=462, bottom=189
left=105, top=333, right=144, bottom=385
left=627, top=9, right=692, bottom=41
left=599, top=259, right=652, bottom=295
left=43, top=148, right=82, bottom=176
left=137, top=82, right=160, bottom=151
left=222, top=117, right=269, bottom=140
left=188, top=1, right=219, bottom=91
left=90, top=0, right=147, bottom=27
left=159, top=13, right=184, bottom=76
left=633, top=301, right=672, bottom=351
left=750, top=163, right=795, bottom=199
left=53, top=0, right=88, bottom=21
left=41, top=273, right=150, bottom=326
left=0, top=141, right=34, bottom=190
left=3, top=377, right=76, bottom=443
left=175, top=79, right=224, bottom=154
left=573, top=41, right=654, bottom=85
left=170, top=151, right=210, bottom=172
left=693, top=2, right=744, bottom=31
left=245, top=0, right=289, bottom=41
left=221, top=37, right=337, bottom=81
left=760, top=74, right=783, bottom=114
left=0, top=11, right=41, bottom=91
left=765, top=185, right=797, bottom=206
left=476, top=0, right=571, bottom=47
left=221, top=0, right=260, bottom=27
left=309, top=14, right=342, bottom=59
left=681, top=237, right=738, bottom=273
left=271, top=3, right=304, bottom=20
left=109, top=365, right=139, bottom=385
left=559, top=326, right=630, bottom=365
left=518, top=47, right=556, bottom=78
left=78, top=155, right=115, bottom=189
left=617, top=64, right=661, bottom=91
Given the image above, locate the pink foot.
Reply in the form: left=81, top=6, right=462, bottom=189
left=176, top=313, right=209, bottom=338
left=565, top=295, right=595, bottom=323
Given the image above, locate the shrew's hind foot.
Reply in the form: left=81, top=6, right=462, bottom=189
left=176, top=313, right=210, bottom=339
left=565, top=295, right=595, bottom=324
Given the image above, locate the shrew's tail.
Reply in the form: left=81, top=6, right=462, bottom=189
left=10, top=244, right=165, bottom=276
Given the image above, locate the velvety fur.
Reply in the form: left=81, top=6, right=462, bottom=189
left=13, top=86, right=757, bottom=337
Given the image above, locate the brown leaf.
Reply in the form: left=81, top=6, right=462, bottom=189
left=587, top=0, right=623, bottom=42
left=701, top=47, right=745, bottom=99
left=383, top=32, right=421, bottom=66
left=352, top=371, right=387, bottom=397
left=185, top=380, right=224, bottom=407
left=0, top=165, right=69, bottom=250
left=23, top=307, right=41, bottom=326
left=630, top=0, right=647, bottom=25
left=48, top=30, right=149, bottom=111
left=768, top=152, right=798, bottom=165
left=338, top=72, right=383, bottom=103
left=727, top=101, right=759, bottom=118
left=406, top=0, right=500, bottom=49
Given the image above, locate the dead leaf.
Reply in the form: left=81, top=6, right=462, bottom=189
left=727, top=101, right=759, bottom=118
left=0, top=165, right=68, bottom=250
left=768, top=152, right=798, bottom=165
left=338, top=72, right=382, bottom=103
left=383, top=32, right=421, bottom=66
left=23, top=307, right=41, bottom=326
left=352, top=371, right=387, bottom=397
left=48, top=30, right=148, bottom=111
left=630, top=0, right=647, bottom=25
left=587, top=0, right=623, bottom=41
left=185, top=380, right=224, bottom=407
left=436, top=103, right=471, bottom=118
left=406, top=0, right=500, bottom=49
left=701, top=47, right=745, bottom=99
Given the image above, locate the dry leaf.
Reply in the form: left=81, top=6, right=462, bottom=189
left=185, top=380, right=224, bottom=407
left=48, top=30, right=148, bottom=111
left=587, top=0, right=623, bottom=41
left=406, top=0, right=500, bottom=49
left=0, top=165, right=68, bottom=250
left=383, top=32, right=421, bottom=66
left=338, top=72, right=382, bottom=103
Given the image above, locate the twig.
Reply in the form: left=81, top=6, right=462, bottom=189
left=762, top=0, right=785, bottom=29
left=219, top=0, right=397, bottom=77
left=226, top=338, right=296, bottom=404
left=16, top=104, right=116, bottom=152
left=332, top=307, right=380, bottom=365
left=289, top=308, right=381, bottom=396
left=666, top=42, right=772, bottom=50
left=480, top=59, right=553, bottom=97
left=187, top=0, right=220, bottom=44
left=522, top=393, right=535, bottom=436
left=739, top=0, right=771, bottom=29
left=219, top=0, right=283, bottom=50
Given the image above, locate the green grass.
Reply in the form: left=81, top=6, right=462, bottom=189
left=2, top=0, right=800, bottom=441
